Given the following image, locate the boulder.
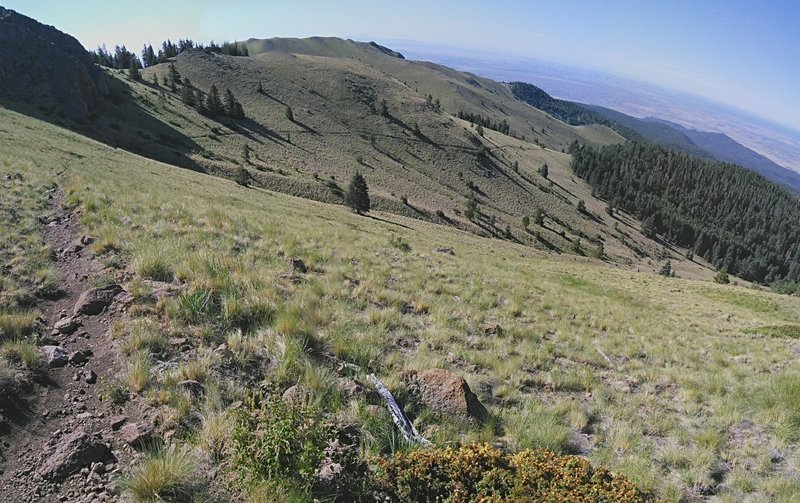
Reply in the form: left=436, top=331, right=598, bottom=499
left=53, top=317, right=79, bottom=335
left=400, top=368, right=488, bottom=422
left=73, top=285, right=123, bottom=315
left=119, top=421, right=155, bottom=449
left=42, top=345, right=68, bottom=367
left=39, top=430, right=110, bottom=481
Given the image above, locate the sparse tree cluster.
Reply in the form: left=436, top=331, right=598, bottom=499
left=179, top=78, right=244, bottom=119
left=457, top=111, right=511, bottom=136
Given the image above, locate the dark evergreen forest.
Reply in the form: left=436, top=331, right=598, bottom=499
left=570, top=141, right=800, bottom=285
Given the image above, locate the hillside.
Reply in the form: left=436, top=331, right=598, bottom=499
left=4, top=7, right=800, bottom=503
left=4, top=98, right=800, bottom=501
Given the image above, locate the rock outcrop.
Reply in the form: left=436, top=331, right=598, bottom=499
left=0, top=7, right=108, bottom=119
left=39, top=430, right=111, bottom=481
left=73, top=284, right=123, bottom=316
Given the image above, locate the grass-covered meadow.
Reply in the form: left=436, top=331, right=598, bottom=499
left=3, top=104, right=800, bottom=500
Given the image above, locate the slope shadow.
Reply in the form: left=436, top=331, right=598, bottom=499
left=1, top=76, right=205, bottom=172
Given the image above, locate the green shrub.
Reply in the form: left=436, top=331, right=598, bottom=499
left=231, top=391, right=368, bottom=499
left=373, top=444, right=661, bottom=502
left=232, top=391, right=330, bottom=489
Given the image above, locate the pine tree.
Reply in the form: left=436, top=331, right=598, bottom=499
left=181, top=78, right=195, bottom=106
left=206, top=85, right=223, bottom=116
left=256, top=81, right=263, bottom=93
left=576, top=200, right=586, bottom=213
left=659, top=261, right=672, bottom=277
left=224, top=88, right=237, bottom=116
left=345, top=172, right=370, bottom=214
left=168, top=63, right=181, bottom=88
left=127, top=59, right=141, bottom=81
left=522, top=215, right=530, bottom=229
left=538, top=163, right=549, bottom=179
left=285, top=106, right=294, bottom=121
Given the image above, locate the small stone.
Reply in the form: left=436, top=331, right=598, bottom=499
left=54, top=318, right=80, bottom=335
left=119, top=422, right=154, bottom=449
left=76, top=412, right=94, bottom=420
left=43, top=346, right=69, bottom=367
left=80, top=236, right=96, bottom=245
left=69, top=349, right=93, bottom=366
left=770, top=448, right=784, bottom=463
left=84, top=370, right=97, bottom=384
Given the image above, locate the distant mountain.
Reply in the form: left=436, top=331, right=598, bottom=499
left=388, top=42, right=800, bottom=175
left=508, top=82, right=642, bottom=142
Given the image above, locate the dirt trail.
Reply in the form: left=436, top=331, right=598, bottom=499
left=0, top=190, right=139, bottom=502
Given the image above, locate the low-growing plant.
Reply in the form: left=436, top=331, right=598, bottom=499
left=1, top=340, right=43, bottom=370
left=373, top=443, right=661, bottom=502
left=120, top=444, right=197, bottom=502
left=231, top=391, right=331, bottom=492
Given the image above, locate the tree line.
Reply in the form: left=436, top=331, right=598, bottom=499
left=92, top=39, right=249, bottom=70
left=570, top=141, right=800, bottom=285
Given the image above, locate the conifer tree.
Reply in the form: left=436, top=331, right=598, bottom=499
left=224, top=88, right=237, bottom=116
left=181, top=78, right=195, bottom=106
left=206, top=84, right=223, bottom=116
left=345, top=172, right=370, bottom=214
left=538, top=163, right=549, bottom=179
left=127, top=59, right=141, bottom=81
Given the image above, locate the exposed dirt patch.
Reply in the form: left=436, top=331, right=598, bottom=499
left=0, top=190, right=142, bottom=502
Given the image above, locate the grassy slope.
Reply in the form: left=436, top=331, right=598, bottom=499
left=106, top=44, right=702, bottom=280
left=4, top=104, right=800, bottom=500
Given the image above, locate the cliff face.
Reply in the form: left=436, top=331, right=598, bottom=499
left=0, top=7, right=107, bottom=118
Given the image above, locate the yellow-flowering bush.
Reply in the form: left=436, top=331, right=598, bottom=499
left=374, top=444, right=662, bottom=502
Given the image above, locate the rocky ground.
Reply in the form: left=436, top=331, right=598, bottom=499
left=0, top=190, right=148, bottom=502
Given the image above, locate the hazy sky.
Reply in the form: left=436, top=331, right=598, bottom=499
left=6, top=0, right=799, bottom=131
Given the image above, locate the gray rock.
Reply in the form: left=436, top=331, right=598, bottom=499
left=73, top=285, right=123, bottom=316
left=119, top=422, right=154, bottom=449
left=42, top=345, right=68, bottom=367
left=53, top=317, right=79, bottom=335
left=39, top=430, right=110, bottom=481
left=84, top=370, right=97, bottom=384
left=69, top=349, right=93, bottom=366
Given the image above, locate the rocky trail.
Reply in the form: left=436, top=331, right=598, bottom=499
left=0, top=190, right=145, bottom=502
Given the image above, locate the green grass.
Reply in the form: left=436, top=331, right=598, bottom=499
left=4, top=102, right=800, bottom=500
left=120, top=445, right=197, bottom=502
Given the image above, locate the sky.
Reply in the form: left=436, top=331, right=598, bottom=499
left=6, top=0, right=799, bottom=131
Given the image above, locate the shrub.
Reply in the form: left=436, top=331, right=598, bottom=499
left=373, top=444, right=660, bottom=502
left=231, top=391, right=331, bottom=490
left=714, top=269, right=730, bottom=284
